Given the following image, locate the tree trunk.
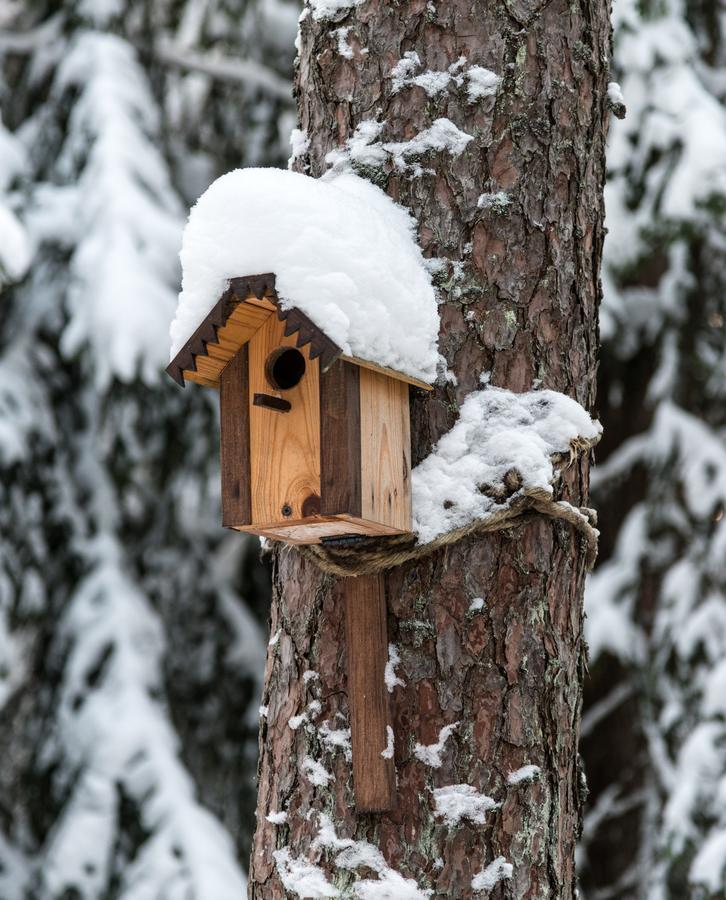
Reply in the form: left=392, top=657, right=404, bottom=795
left=250, top=0, right=610, bottom=894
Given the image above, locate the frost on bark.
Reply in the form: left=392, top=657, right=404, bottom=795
left=250, top=0, right=610, bottom=895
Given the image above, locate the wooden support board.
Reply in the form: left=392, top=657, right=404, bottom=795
left=341, top=574, right=396, bottom=812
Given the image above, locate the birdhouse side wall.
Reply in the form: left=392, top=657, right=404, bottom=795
left=359, top=368, right=412, bottom=533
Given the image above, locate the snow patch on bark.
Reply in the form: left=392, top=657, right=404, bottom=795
left=325, top=117, right=473, bottom=177
left=384, top=644, right=405, bottom=692
left=432, top=784, right=499, bottom=825
left=507, top=764, right=541, bottom=785
left=413, top=722, right=459, bottom=767
left=381, top=725, right=394, bottom=759
left=318, top=720, right=352, bottom=760
left=273, top=848, right=340, bottom=897
left=301, top=756, right=334, bottom=786
left=266, top=810, right=288, bottom=824
left=471, top=857, right=513, bottom=892
left=314, top=815, right=432, bottom=898
left=389, top=52, right=500, bottom=104
left=307, top=0, right=365, bottom=21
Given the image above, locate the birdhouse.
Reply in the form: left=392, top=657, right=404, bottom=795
left=166, top=273, right=432, bottom=545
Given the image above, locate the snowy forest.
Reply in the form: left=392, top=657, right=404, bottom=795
left=0, top=0, right=724, bottom=897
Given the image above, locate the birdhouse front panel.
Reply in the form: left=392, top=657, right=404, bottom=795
left=247, top=313, right=321, bottom=527
left=166, top=275, right=423, bottom=545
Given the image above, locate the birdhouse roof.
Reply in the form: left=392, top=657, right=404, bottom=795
left=165, top=273, right=433, bottom=390
left=167, top=168, right=440, bottom=386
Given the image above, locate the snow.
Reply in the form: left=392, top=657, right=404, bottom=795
left=432, top=784, right=499, bottom=825
left=385, top=119, right=473, bottom=168
left=413, top=722, right=459, bottom=767
left=53, top=32, right=183, bottom=389
left=0, top=204, right=31, bottom=285
left=468, top=598, right=485, bottom=612
left=314, top=815, right=432, bottom=899
left=465, top=67, right=500, bottom=102
left=289, top=128, right=310, bottom=166
left=384, top=644, right=405, bottom=692
left=690, top=830, right=726, bottom=894
left=471, top=857, right=513, bottom=892
left=607, top=81, right=625, bottom=107
left=507, top=765, right=541, bottom=785
left=171, top=167, right=440, bottom=383
left=259, top=704, right=269, bottom=717
left=273, top=848, right=340, bottom=898
left=301, top=756, right=334, bottom=786
left=390, top=53, right=500, bottom=103
left=381, top=725, right=394, bottom=759
left=303, top=669, right=320, bottom=684
left=477, top=191, right=511, bottom=211
left=325, top=117, right=473, bottom=177
left=267, top=810, right=288, bottom=824
left=412, top=387, right=602, bottom=544
left=332, top=27, right=354, bottom=59
left=318, top=720, right=352, bottom=760
left=308, top=0, right=365, bottom=21
left=269, top=628, right=281, bottom=646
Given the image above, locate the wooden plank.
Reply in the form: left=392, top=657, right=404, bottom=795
left=320, top=360, right=361, bottom=518
left=359, top=369, right=412, bottom=532
left=234, top=513, right=407, bottom=544
left=248, top=315, right=321, bottom=525
left=220, top=347, right=251, bottom=526
left=183, top=370, right=219, bottom=389
left=341, top=355, right=434, bottom=391
left=341, top=574, right=396, bottom=812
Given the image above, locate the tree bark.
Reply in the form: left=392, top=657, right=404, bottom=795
left=250, top=0, right=610, bottom=894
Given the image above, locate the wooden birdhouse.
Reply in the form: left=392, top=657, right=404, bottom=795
left=166, top=273, right=432, bottom=544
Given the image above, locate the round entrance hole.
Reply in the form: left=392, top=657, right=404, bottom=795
left=265, top=347, right=306, bottom=391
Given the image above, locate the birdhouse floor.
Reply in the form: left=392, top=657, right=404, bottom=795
left=233, top=514, right=409, bottom=545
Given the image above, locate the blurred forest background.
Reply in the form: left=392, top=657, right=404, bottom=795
left=0, top=0, right=723, bottom=897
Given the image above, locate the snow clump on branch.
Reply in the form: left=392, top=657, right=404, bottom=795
left=412, top=387, right=602, bottom=543
left=171, top=168, right=440, bottom=383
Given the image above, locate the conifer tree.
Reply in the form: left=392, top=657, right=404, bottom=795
left=579, top=0, right=726, bottom=895
left=0, top=1, right=294, bottom=894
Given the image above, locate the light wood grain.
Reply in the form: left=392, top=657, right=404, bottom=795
left=183, top=370, right=219, bottom=389
left=360, top=368, right=412, bottom=532
left=248, top=315, right=321, bottom=525
left=234, top=514, right=404, bottom=543
left=341, top=575, right=396, bottom=812
left=341, top=355, right=433, bottom=391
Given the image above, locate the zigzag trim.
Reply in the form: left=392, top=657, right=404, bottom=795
left=165, top=273, right=342, bottom=387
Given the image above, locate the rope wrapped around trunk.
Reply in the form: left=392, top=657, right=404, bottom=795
left=299, top=487, right=599, bottom=578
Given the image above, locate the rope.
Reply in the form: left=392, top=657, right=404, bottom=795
left=299, top=487, right=599, bottom=578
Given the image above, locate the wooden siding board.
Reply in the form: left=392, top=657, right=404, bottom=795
left=220, top=346, right=251, bottom=526
left=341, top=574, right=396, bottom=812
left=320, top=360, right=361, bottom=518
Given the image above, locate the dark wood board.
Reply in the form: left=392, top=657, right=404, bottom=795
left=320, top=360, right=362, bottom=518
left=220, top=346, right=251, bottom=526
left=341, top=574, right=396, bottom=812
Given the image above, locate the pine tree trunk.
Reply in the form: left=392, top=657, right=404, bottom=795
left=250, top=0, right=610, bottom=895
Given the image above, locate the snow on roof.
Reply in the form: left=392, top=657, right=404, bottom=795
left=170, top=168, right=440, bottom=383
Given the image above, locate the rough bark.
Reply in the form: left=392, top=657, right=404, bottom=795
left=249, top=0, right=610, bottom=895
